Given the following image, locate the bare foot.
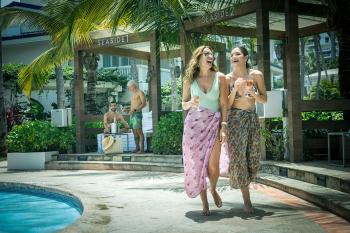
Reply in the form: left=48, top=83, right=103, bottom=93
left=243, top=201, right=254, bottom=214
left=210, top=189, right=222, bottom=208
left=202, top=204, right=210, bottom=216
left=136, top=150, right=144, bottom=154
left=132, top=149, right=139, bottom=153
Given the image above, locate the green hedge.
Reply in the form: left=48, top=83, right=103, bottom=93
left=6, top=120, right=75, bottom=153
left=151, top=112, right=183, bottom=155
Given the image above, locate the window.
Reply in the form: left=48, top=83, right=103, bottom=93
left=112, top=56, right=119, bottom=67
left=103, top=55, right=111, bottom=67
left=121, top=57, right=129, bottom=66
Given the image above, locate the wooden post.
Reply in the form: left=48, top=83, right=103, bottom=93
left=256, top=0, right=271, bottom=91
left=217, top=43, right=227, bottom=74
left=180, top=27, right=192, bottom=77
left=285, top=0, right=303, bottom=162
left=74, top=49, right=85, bottom=153
left=150, top=31, right=161, bottom=131
left=180, top=27, right=192, bottom=119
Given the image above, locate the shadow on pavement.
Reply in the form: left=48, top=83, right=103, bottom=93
left=185, top=207, right=274, bottom=223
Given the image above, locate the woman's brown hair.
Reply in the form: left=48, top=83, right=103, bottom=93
left=183, top=45, right=218, bottom=84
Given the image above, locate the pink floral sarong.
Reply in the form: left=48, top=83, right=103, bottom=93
left=182, top=107, right=221, bottom=198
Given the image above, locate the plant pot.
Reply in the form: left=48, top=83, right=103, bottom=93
left=7, top=151, right=58, bottom=171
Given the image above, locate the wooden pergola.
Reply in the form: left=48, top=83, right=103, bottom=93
left=73, top=30, right=165, bottom=153
left=180, top=0, right=350, bottom=162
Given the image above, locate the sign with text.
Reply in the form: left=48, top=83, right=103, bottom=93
left=201, top=7, right=234, bottom=24
left=95, top=34, right=129, bottom=47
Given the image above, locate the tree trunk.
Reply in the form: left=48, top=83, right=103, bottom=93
left=83, top=53, right=99, bottom=114
left=314, top=35, right=322, bottom=100
left=0, top=28, right=7, bottom=157
left=55, top=65, right=65, bottom=109
left=170, top=59, right=178, bottom=111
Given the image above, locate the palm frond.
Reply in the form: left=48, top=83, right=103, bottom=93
left=18, top=42, right=73, bottom=96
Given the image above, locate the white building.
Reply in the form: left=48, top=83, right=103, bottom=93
left=2, top=0, right=178, bottom=113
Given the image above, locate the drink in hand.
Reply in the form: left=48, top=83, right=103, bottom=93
left=245, top=79, right=254, bottom=97
left=193, top=96, right=200, bottom=111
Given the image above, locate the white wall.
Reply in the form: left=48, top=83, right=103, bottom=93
left=2, top=38, right=51, bottom=64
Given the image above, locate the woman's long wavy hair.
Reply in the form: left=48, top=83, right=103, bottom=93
left=183, top=46, right=218, bottom=84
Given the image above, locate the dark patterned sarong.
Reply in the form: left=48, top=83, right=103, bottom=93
left=182, top=107, right=221, bottom=198
left=227, top=108, right=261, bottom=189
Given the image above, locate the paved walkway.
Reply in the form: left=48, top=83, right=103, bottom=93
left=0, top=162, right=349, bottom=233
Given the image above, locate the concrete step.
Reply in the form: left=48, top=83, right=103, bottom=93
left=55, top=153, right=183, bottom=164
left=260, top=161, right=350, bottom=194
left=46, top=161, right=184, bottom=173
left=258, top=173, right=350, bottom=222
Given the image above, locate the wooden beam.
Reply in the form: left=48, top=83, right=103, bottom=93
left=299, top=22, right=329, bottom=38
left=268, top=0, right=328, bottom=18
left=190, top=25, right=285, bottom=40
left=285, top=0, right=303, bottom=162
left=184, top=0, right=258, bottom=31
left=296, top=2, right=328, bottom=18
left=184, top=0, right=327, bottom=33
left=74, top=49, right=85, bottom=153
left=257, top=0, right=271, bottom=91
left=78, top=32, right=151, bottom=50
left=301, top=100, right=350, bottom=111
left=86, top=47, right=150, bottom=60
left=150, top=31, right=161, bottom=131
left=303, top=120, right=350, bottom=130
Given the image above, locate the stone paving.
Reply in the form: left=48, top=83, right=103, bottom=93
left=1, top=161, right=349, bottom=233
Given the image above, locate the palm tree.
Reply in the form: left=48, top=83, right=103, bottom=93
left=0, top=0, right=106, bottom=107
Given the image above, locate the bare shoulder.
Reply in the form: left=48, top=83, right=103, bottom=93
left=138, top=89, right=145, bottom=96
left=249, top=69, right=263, bottom=79
left=217, top=72, right=227, bottom=84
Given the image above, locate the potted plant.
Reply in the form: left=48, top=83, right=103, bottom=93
left=6, top=120, right=75, bottom=170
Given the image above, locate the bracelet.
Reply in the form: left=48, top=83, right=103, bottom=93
left=221, top=122, right=227, bottom=125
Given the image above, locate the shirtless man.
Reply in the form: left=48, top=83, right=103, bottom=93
left=127, top=80, right=146, bottom=153
left=103, top=101, right=129, bottom=134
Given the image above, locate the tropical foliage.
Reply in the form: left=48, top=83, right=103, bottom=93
left=2, top=63, right=25, bottom=81
left=6, top=120, right=75, bottom=153
left=161, top=77, right=182, bottom=110
left=151, top=111, right=183, bottom=154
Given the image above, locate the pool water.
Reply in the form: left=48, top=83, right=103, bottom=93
left=0, top=185, right=83, bottom=233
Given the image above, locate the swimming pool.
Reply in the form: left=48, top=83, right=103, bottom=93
left=0, top=182, right=83, bottom=233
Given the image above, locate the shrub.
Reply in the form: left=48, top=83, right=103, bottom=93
left=6, top=120, right=75, bottom=153
left=260, top=118, right=286, bottom=161
left=151, top=112, right=183, bottom=155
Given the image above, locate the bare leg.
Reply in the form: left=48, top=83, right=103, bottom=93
left=132, top=129, right=140, bottom=153
left=208, top=139, right=222, bottom=208
left=199, top=190, right=210, bottom=216
left=136, top=129, right=144, bottom=153
left=241, top=186, right=253, bottom=213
